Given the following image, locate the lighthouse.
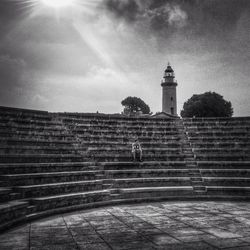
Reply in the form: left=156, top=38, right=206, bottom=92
left=161, top=63, right=178, bottom=116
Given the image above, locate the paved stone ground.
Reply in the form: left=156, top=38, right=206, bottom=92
left=1, top=202, right=250, bottom=249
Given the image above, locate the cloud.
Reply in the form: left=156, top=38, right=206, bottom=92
left=166, top=4, right=187, bottom=27
left=105, top=0, right=140, bottom=22
left=104, top=0, right=188, bottom=30
left=0, top=55, right=26, bottom=89
left=103, top=0, right=250, bottom=37
left=0, top=55, right=27, bottom=106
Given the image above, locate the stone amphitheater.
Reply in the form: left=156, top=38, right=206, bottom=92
left=1, top=106, right=250, bottom=249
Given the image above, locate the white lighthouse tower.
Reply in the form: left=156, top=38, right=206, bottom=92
left=161, top=63, right=178, bottom=116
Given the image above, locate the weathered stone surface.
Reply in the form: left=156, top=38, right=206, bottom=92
left=1, top=201, right=250, bottom=249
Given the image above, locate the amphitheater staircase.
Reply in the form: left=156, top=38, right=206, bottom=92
left=0, top=106, right=250, bottom=231
left=175, top=120, right=207, bottom=195
left=183, top=117, right=250, bottom=198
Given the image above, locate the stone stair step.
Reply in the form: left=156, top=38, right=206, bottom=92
left=9, top=192, right=22, bottom=200
left=111, top=177, right=192, bottom=188
left=0, top=200, right=29, bottom=228
left=105, top=169, right=192, bottom=179
left=0, top=187, right=12, bottom=202
left=14, top=180, right=104, bottom=198
left=31, top=190, right=111, bottom=211
left=201, top=169, right=250, bottom=177
left=206, top=186, right=250, bottom=195
left=118, top=186, right=194, bottom=199
left=27, top=205, right=37, bottom=214
left=196, top=154, right=250, bottom=161
left=1, top=170, right=101, bottom=185
left=0, top=154, right=84, bottom=163
left=190, top=177, right=203, bottom=181
left=0, top=162, right=96, bottom=175
left=204, top=177, right=250, bottom=186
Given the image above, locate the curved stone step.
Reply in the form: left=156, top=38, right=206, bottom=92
left=195, top=154, right=250, bottom=161
left=77, top=135, right=182, bottom=143
left=0, top=132, right=75, bottom=141
left=193, top=148, right=250, bottom=154
left=72, top=130, right=180, bottom=137
left=201, top=169, right=250, bottom=177
left=206, top=186, right=250, bottom=195
left=112, top=177, right=192, bottom=188
left=188, top=131, right=250, bottom=137
left=197, top=161, right=250, bottom=169
left=0, top=138, right=75, bottom=146
left=204, top=177, right=250, bottom=186
left=0, top=200, right=29, bottom=227
left=0, top=154, right=83, bottom=163
left=101, top=161, right=187, bottom=170
left=90, top=154, right=186, bottom=162
left=118, top=186, right=194, bottom=199
left=15, top=180, right=104, bottom=198
left=189, top=136, right=250, bottom=142
left=191, top=142, right=250, bottom=148
left=32, top=190, right=111, bottom=211
left=1, top=170, right=100, bottom=185
left=0, top=162, right=96, bottom=174
left=72, top=124, right=178, bottom=131
left=0, top=187, right=12, bottom=202
left=0, top=145, right=77, bottom=154
left=105, top=169, right=192, bottom=178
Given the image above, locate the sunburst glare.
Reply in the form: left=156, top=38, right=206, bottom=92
left=41, top=0, right=75, bottom=8
left=12, top=0, right=101, bottom=16
left=10, top=0, right=125, bottom=81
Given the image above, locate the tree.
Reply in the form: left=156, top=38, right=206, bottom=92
left=181, top=92, right=233, bottom=118
left=121, top=96, right=151, bottom=114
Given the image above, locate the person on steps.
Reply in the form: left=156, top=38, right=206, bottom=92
left=132, top=139, right=142, bottom=162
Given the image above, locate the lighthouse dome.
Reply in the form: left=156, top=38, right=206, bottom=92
left=165, top=65, right=174, bottom=73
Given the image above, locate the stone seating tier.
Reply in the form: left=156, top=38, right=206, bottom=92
left=188, top=136, right=250, bottom=142
left=0, top=201, right=29, bottom=226
left=195, top=153, right=250, bottom=161
left=187, top=131, right=250, bottom=137
left=118, top=186, right=194, bottom=199
left=14, top=180, right=104, bottom=199
left=0, top=162, right=96, bottom=174
left=0, top=138, right=76, bottom=147
left=197, top=161, right=250, bottom=169
left=0, top=146, right=77, bottom=154
left=204, top=177, right=250, bottom=186
left=68, top=123, right=179, bottom=129
left=0, top=118, right=60, bottom=127
left=190, top=142, right=250, bottom=148
left=32, top=190, right=111, bottom=211
left=74, top=135, right=182, bottom=143
left=206, top=186, right=250, bottom=195
left=104, top=169, right=191, bottom=178
left=0, top=154, right=84, bottom=163
left=101, top=161, right=188, bottom=170
left=1, top=170, right=99, bottom=186
left=187, top=126, right=250, bottom=131
left=201, top=169, right=250, bottom=177
left=193, top=148, right=250, bottom=154
left=0, top=106, right=250, bottom=231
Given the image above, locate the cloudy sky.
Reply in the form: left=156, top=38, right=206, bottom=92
left=0, top=0, right=249, bottom=116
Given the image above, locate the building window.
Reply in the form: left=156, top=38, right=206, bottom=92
left=171, top=107, right=174, bottom=115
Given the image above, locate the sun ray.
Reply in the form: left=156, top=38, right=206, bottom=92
left=9, top=0, right=103, bottom=21
left=11, top=0, right=102, bottom=10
